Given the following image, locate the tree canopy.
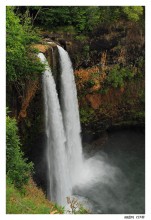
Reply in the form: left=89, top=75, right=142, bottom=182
left=6, top=112, right=33, bottom=188
left=15, top=6, right=144, bottom=33
left=6, top=6, right=44, bottom=82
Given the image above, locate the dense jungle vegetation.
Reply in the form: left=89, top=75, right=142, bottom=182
left=6, top=6, right=145, bottom=214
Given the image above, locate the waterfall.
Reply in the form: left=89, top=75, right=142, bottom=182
left=38, top=48, right=124, bottom=213
left=38, top=46, right=83, bottom=206
left=38, top=53, right=71, bottom=206
left=57, top=45, right=83, bottom=186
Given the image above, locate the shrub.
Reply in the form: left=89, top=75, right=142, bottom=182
left=6, top=6, right=44, bottom=82
left=122, top=6, right=143, bottom=22
left=80, top=107, right=95, bottom=124
left=6, top=113, right=33, bottom=188
left=106, top=65, right=134, bottom=88
left=66, top=197, right=90, bottom=214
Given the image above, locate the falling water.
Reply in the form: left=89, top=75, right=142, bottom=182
left=38, top=53, right=71, bottom=206
left=38, top=47, right=84, bottom=206
left=57, top=46, right=83, bottom=186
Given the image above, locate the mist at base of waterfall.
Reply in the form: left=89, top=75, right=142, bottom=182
left=71, top=129, right=145, bottom=214
left=71, top=153, right=128, bottom=214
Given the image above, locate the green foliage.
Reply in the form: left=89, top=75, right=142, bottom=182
left=6, top=177, right=52, bottom=214
left=33, top=6, right=72, bottom=27
left=98, top=6, right=121, bottom=23
left=52, top=203, right=65, bottom=214
left=127, top=109, right=145, bottom=123
left=80, top=107, right=95, bottom=124
left=6, top=113, right=33, bottom=188
left=70, top=6, right=100, bottom=33
left=122, top=6, right=143, bottom=22
left=98, top=6, right=144, bottom=23
left=106, top=65, right=135, bottom=88
left=91, top=71, right=100, bottom=78
left=84, top=80, right=95, bottom=89
left=136, top=56, right=145, bottom=72
left=83, top=45, right=90, bottom=59
left=75, top=205, right=89, bottom=214
left=28, top=6, right=101, bottom=33
left=16, top=6, right=144, bottom=34
left=75, top=35, right=88, bottom=42
left=139, top=90, right=145, bottom=105
left=6, top=6, right=44, bottom=82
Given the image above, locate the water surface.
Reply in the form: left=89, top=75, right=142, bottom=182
left=73, top=128, right=145, bottom=214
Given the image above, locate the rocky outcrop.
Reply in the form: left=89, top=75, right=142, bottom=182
left=18, top=42, right=60, bottom=121
left=77, top=76, right=145, bottom=137
left=18, top=79, right=39, bottom=120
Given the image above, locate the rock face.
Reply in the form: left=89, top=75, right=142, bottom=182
left=8, top=19, right=145, bottom=147
left=70, top=21, right=145, bottom=137
left=33, top=42, right=60, bottom=84
left=75, top=64, right=144, bottom=138
left=18, top=42, right=60, bottom=121
left=77, top=78, right=145, bottom=137
left=86, top=94, right=102, bottom=110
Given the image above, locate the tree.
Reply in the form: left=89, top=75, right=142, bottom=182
left=122, top=6, right=144, bottom=22
left=6, top=111, right=33, bottom=188
left=6, top=6, right=44, bottom=82
left=14, top=6, right=144, bottom=34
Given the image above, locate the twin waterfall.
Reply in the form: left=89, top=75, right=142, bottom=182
left=38, top=46, right=83, bottom=205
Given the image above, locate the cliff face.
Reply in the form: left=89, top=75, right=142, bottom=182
left=47, top=21, right=144, bottom=71
left=8, top=20, right=145, bottom=151
left=76, top=74, right=144, bottom=137
left=72, top=21, right=144, bottom=136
